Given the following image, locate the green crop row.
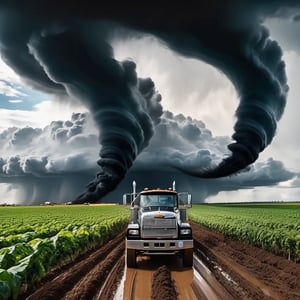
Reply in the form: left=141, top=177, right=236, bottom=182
left=0, top=205, right=130, bottom=300
left=189, top=203, right=300, bottom=261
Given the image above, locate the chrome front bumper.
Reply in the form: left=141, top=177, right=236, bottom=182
left=126, top=239, right=193, bottom=253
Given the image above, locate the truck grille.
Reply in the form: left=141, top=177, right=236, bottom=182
left=142, top=218, right=177, bottom=238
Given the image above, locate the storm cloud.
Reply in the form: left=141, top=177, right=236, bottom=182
left=0, top=112, right=99, bottom=176
left=0, top=1, right=299, bottom=203
left=0, top=111, right=294, bottom=204
left=134, top=111, right=294, bottom=184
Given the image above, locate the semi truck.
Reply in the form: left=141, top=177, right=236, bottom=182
left=123, top=181, right=193, bottom=268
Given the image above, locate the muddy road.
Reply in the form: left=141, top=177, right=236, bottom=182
left=21, top=224, right=300, bottom=300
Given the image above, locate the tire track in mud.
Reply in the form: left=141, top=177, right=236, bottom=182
left=118, top=253, right=228, bottom=300
left=95, top=253, right=125, bottom=300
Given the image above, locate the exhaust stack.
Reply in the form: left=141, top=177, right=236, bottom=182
left=133, top=180, right=137, bottom=196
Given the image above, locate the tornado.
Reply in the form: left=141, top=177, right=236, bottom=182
left=158, top=21, right=288, bottom=177
left=27, top=28, right=162, bottom=203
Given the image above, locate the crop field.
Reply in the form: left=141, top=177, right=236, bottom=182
left=189, top=203, right=300, bottom=261
left=0, top=203, right=300, bottom=299
left=0, top=204, right=129, bottom=300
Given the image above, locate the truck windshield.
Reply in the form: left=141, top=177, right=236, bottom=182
left=140, top=194, right=176, bottom=208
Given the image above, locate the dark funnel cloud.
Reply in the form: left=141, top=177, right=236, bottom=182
left=141, top=8, right=289, bottom=178
left=0, top=1, right=298, bottom=202
left=27, top=25, right=162, bottom=203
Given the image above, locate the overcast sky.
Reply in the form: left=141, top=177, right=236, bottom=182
left=1, top=2, right=300, bottom=204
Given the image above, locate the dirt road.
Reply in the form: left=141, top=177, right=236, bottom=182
left=20, top=224, right=300, bottom=300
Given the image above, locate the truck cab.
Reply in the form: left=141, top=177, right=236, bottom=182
left=124, top=181, right=193, bottom=268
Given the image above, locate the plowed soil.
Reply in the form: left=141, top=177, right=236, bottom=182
left=191, top=224, right=300, bottom=300
left=20, top=224, right=300, bottom=300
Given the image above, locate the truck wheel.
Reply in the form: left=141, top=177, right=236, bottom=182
left=126, top=249, right=136, bottom=268
left=183, top=249, right=193, bottom=267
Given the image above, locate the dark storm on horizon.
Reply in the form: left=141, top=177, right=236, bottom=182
left=0, top=1, right=296, bottom=203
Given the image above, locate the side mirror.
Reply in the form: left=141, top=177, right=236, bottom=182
left=178, top=192, right=192, bottom=208
left=123, top=193, right=137, bottom=206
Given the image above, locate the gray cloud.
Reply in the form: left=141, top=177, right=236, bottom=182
left=2, top=156, right=23, bottom=176
left=22, top=156, right=48, bottom=176
left=135, top=111, right=228, bottom=170
left=235, top=158, right=294, bottom=186
left=134, top=112, right=294, bottom=190
left=11, top=126, right=42, bottom=147
left=0, top=112, right=99, bottom=178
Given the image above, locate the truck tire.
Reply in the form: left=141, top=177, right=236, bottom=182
left=183, top=249, right=193, bottom=267
left=126, top=249, right=136, bottom=268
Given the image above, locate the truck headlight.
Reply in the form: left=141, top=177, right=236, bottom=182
left=128, top=229, right=140, bottom=236
left=180, top=228, right=191, bottom=235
